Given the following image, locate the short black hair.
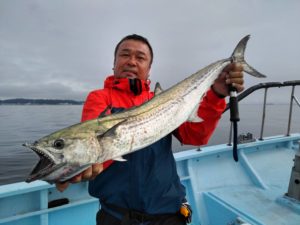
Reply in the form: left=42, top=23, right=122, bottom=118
left=114, top=34, right=153, bottom=65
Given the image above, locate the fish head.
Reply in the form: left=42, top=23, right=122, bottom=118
left=24, top=123, right=100, bottom=183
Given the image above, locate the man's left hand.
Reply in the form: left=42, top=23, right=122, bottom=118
left=212, top=62, right=244, bottom=97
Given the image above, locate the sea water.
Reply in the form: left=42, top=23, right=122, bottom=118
left=0, top=104, right=299, bottom=185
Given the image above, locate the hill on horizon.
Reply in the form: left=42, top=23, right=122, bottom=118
left=0, top=98, right=83, bottom=105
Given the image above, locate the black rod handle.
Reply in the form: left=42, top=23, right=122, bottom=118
left=229, top=84, right=239, bottom=162
left=229, top=86, right=240, bottom=122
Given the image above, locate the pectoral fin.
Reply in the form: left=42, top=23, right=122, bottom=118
left=113, top=156, right=127, bottom=162
left=96, top=118, right=128, bottom=138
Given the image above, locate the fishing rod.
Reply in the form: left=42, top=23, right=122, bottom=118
left=229, top=85, right=239, bottom=162
left=222, top=36, right=267, bottom=162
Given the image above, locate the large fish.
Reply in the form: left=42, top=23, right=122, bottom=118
left=24, top=35, right=266, bottom=183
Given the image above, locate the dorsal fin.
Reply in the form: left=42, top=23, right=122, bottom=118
left=98, top=105, right=111, bottom=118
left=154, top=82, right=163, bottom=95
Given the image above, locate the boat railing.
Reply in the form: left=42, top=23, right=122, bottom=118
left=224, top=80, right=300, bottom=145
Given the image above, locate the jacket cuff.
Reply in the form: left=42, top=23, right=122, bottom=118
left=210, top=85, right=226, bottom=98
left=103, top=160, right=114, bottom=170
left=207, top=88, right=227, bottom=102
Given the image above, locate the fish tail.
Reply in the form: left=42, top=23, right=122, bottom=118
left=231, top=35, right=266, bottom=78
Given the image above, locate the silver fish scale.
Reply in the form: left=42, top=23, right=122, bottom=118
left=97, top=99, right=183, bottom=162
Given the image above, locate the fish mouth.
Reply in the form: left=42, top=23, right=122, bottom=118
left=23, top=143, right=65, bottom=183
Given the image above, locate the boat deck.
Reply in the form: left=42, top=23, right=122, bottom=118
left=176, top=134, right=300, bottom=224
left=1, top=134, right=300, bottom=225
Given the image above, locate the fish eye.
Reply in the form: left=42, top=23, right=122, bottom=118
left=53, top=139, right=65, bottom=150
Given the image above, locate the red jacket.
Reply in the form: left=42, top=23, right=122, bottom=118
left=81, top=75, right=226, bottom=169
left=82, top=75, right=226, bottom=216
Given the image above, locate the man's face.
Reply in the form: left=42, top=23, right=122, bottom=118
left=113, top=40, right=151, bottom=80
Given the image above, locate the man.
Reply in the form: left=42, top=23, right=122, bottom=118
left=56, top=34, right=244, bottom=225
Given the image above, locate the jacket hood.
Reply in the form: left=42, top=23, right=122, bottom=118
left=104, top=75, right=151, bottom=95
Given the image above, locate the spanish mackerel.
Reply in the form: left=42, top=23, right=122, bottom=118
left=24, top=35, right=266, bottom=183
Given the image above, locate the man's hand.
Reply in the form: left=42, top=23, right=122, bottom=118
left=55, top=163, right=104, bottom=192
left=212, top=62, right=244, bottom=97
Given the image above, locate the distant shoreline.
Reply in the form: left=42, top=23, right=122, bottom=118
left=0, top=98, right=290, bottom=106
left=0, top=98, right=84, bottom=105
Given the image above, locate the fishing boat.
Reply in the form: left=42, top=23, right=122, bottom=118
left=0, top=81, right=299, bottom=225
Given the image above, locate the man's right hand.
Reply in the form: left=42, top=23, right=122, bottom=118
left=55, top=163, right=104, bottom=192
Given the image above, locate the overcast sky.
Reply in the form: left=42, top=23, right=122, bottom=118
left=0, top=0, right=299, bottom=102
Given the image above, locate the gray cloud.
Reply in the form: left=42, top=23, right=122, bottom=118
left=0, top=0, right=299, bottom=103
